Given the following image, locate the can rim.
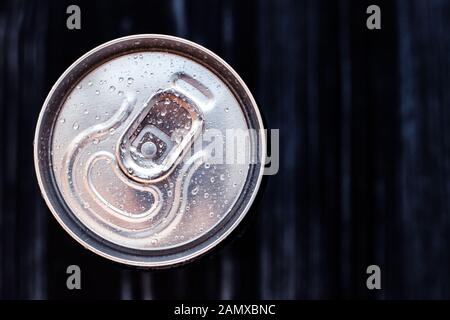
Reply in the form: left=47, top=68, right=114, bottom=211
left=34, top=34, right=266, bottom=267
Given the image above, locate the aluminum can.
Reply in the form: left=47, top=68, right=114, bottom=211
left=34, top=34, right=265, bottom=267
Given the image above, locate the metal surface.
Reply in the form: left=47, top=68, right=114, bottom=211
left=34, top=34, right=265, bottom=267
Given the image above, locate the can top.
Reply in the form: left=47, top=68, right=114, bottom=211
left=34, top=34, right=265, bottom=267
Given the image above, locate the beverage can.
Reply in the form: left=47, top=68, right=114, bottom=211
left=34, top=34, right=265, bottom=267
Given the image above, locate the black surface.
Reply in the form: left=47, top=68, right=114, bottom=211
left=1, top=0, right=450, bottom=299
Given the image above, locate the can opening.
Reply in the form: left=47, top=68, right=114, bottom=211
left=117, top=89, right=204, bottom=183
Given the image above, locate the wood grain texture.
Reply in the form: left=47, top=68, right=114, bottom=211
left=0, top=0, right=449, bottom=299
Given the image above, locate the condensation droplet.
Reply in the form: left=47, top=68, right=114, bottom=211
left=191, top=186, right=199, bottom=195
left=127, top=77, right=134, bottom=84
left=60, top=118, right=66, bottom=124
left=88, top=81, right=93, bottom=86
left=109, top=85, right=116, bottom=92
left=72, top=122, right=79, bottom=130
left=95, top=90, right=100, bottom=95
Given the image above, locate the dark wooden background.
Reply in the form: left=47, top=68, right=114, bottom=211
left=1, top=0, right=450, bottom=299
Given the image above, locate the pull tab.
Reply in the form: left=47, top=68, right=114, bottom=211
left=117, top=89, right=204, bottom=183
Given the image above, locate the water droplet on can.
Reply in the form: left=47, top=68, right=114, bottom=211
left=191, top=186, right=199, bottom=195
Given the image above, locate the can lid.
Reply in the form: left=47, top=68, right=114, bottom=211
left=34, top=34, right=266, bottom=267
